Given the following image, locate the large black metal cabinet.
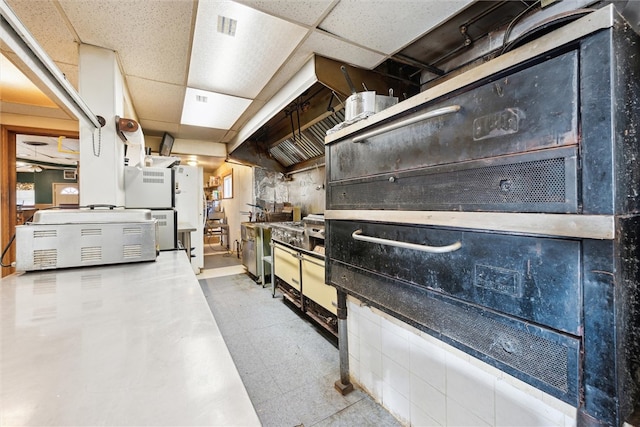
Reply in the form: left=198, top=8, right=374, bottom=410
left=325, top=6, right=640, bottom=426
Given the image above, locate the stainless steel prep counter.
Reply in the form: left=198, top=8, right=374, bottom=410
left=0, top=251, right=259, bottom=426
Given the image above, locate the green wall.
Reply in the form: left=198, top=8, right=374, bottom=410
left=17, top=170, right=77, bottom=204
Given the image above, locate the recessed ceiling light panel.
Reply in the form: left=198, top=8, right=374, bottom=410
left=181, top=87, right=251, bottom=129
left=188, top=1, right=307, bottom=99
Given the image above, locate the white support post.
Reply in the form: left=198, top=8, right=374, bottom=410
left=78, top=44, right=125, bottom=207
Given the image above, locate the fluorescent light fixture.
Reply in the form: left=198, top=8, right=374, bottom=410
left=181, top=87, right=251, bottom=129
left=187, top=160, right=198, bottom=166
left=188, top=1, right=306, bottom=99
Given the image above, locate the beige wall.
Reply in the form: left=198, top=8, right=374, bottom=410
left=214, top=162, right=253, bottom=250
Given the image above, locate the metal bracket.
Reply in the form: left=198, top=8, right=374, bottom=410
left=115, top=115, right=139, bottom=143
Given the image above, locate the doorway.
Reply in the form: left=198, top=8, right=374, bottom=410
left=1, top=125, right=79, bottom=277
left=52, top=183, right=79, bottom=207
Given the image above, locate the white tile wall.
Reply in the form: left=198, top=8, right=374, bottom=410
left=346, top=297, right=577, bottom=427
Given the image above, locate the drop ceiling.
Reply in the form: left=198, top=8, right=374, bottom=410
left=3, top=0, right=608, bottom=172
left=16, top=134, right=79, bottom=170
left=0, top=0, right=477, bottom=170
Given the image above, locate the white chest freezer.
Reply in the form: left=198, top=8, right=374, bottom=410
left=15, top=208, right=158, bottom=271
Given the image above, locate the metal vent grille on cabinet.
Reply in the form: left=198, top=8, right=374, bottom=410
left=153, top=213, right=168, bottom=227
left=33, top=249, right=57, bottom=268
left=142, top=170, right=166, bottom=184
left=34, top=229, right=57, bottom=238
left=269, top=110, right=345, bottom=167
left=123, top=227, right=142, bottom=235
left=123, top=244, right=142, bottom=258
left=471, top=158, right=566, bottom=204
left=329, top=152, right=576, bottom=213
left=81, top=228, right=102, bottom=236
left=81, top=246, right=102, bottom=262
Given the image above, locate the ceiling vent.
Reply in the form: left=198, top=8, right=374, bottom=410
left=217, top=16, right=237, bottom=37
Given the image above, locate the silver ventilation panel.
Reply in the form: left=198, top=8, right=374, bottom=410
left=268, top=110, right=345, bottom=168
left=229, top=56, right=407, bottom=172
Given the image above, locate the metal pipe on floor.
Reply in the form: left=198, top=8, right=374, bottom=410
left=334, top=289, right=354, bottom=395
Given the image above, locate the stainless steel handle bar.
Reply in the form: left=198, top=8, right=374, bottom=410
left=352, top=105, right=461, bottom=143
left=351, top=229, right=462, bottom=253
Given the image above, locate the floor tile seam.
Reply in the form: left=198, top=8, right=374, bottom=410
left=238, top=368, right=288, bottom=400
left=306, top=394, right=368, bottom=427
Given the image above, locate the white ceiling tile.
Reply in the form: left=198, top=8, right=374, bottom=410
left=127, top=76, right=185, bottom=124
left=235, top=0, right=335, bottom=26
left=188, top=0, right=308, bottom=99
left=177, top=124, right=231, bottom=142
left=181, top=88, right=252, bottom=129
left=141, top=120, right=230, bottom=143
left=319, top=0, right=474, bottom=55
left=305, top=30, right=386, bottom=69
left=58, top=0, right=193, bottom=85
left=6, top=0, right=79, bottom=65
left=140, top=119, right=180, bottom=136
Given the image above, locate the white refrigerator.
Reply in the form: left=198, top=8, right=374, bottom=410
left=174, top=165, right=204, bottom=274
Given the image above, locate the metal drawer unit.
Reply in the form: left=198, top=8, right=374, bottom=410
left=325, top=8, right=640, bottom=427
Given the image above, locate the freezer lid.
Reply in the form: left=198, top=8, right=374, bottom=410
left=31, top=208, right=154, bottom=224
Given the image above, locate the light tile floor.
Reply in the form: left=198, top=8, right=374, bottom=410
left=198, top=256, right=402, bottom=427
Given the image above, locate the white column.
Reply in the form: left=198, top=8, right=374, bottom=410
left=78, top=44, right=125, bottom=207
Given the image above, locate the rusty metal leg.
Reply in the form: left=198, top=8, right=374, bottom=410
left=334, top=289, right=354, bottom=395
